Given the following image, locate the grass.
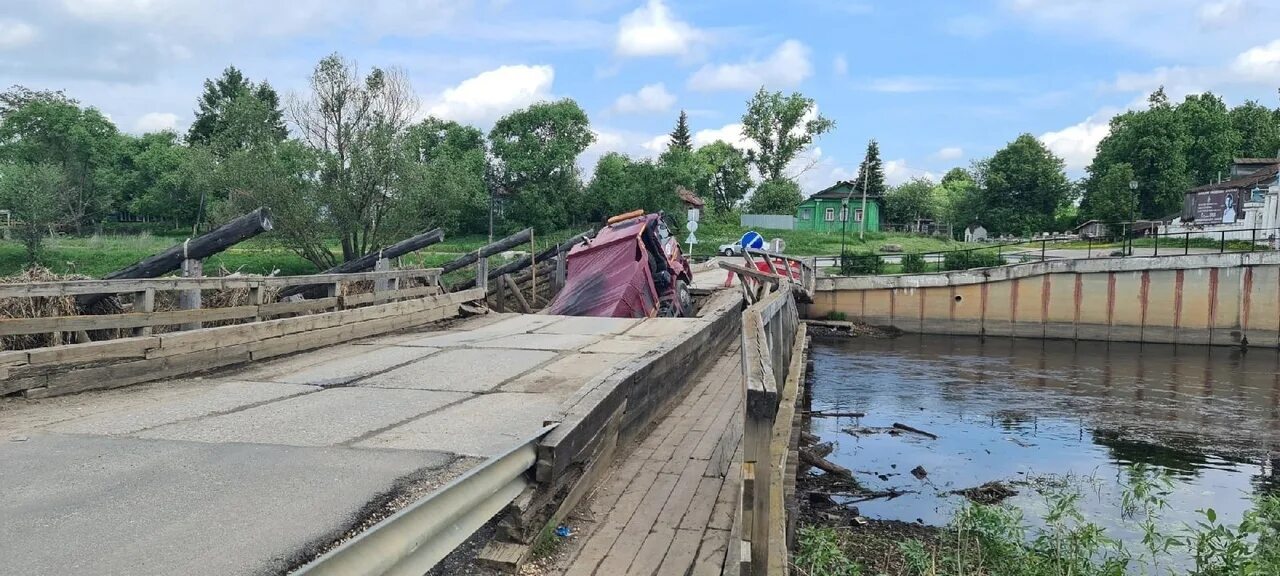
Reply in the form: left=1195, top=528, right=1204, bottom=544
left=694, top=219, right=967, bottom=257
left=798, top=464, right=1280, bottom=576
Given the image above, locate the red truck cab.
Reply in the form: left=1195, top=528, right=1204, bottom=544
left=545, top=211, right=693, bottom=318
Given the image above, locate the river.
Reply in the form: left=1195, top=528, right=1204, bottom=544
left=808, top=334, right=1280, bottom=544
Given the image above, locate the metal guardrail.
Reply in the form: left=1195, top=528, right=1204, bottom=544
left=296, top=424, right=558, bottom=576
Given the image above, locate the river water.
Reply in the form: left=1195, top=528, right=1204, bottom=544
left=809, top=335, right=1280, bottom=541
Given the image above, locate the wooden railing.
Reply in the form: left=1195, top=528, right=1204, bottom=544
left=719, top=250, right=815, bottom=306
left=739, top=281, right=806, bottom=575
left=0, top=268, right=444, bottom=339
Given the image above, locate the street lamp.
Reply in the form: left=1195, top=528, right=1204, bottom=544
left=839, top=197, right=850, bottom=270
left=1128, top=179, right=1139, bottom=255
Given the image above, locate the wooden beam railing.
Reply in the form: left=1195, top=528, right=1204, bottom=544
left=738, top=282, right=804, bottom=575
left=0, top=268, right=445, bottom=338
left=744, top=248, right=816, bottom=300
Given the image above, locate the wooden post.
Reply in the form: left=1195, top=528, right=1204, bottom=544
left=179, top=258, right=203, bottom=331
left=248, top=285, right=263, bottom=323
left=476, top=253, right=489, bottom=295
left=327, top=282, right=342, bottom=311
left=374, top=256, right=391, bottom=293
left=495, top=274, right=507, bottom=312
left=503, top=274, right=532, bottom=313
left=134, top=288, right=156, bottom=336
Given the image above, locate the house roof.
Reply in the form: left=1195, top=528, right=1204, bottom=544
left=1234, top=158, right=1280, bottom=165
left=806, top=180, right=883, bottom=201
left=1189, top=164, right=1280, bottom=193
left=1073, top=219, right=1101, bottom=231
left=676, top=186, right=705, bottom=208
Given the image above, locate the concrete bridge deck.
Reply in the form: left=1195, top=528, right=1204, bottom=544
left=0, top=311, right=705, bottom=576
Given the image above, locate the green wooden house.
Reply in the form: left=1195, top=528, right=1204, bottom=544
left=795, top=181, right=882, bottom=233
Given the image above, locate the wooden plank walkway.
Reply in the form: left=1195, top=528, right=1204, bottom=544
left=555, top=344, right=743, bottom=576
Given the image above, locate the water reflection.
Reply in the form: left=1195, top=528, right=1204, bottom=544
left=808, top=334, right=1280, bottom=537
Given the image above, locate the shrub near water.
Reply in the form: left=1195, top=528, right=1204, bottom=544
left=942, top=249, right=1005, bottom=271
left=901, top=252, right=927, bottom=274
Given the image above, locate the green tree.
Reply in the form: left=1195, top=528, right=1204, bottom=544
left=187, top=66, right=287, bottom=151
left=1086, top=89, right=1190, bottom=219
left=740, top=88, right=834, bottom=181
left=976, top=133, right=1071, bottom=235
left=747, top=178, right=804, bottom=214
left=217, top=140, right=330, bottom=268
left=0, top=92, right=125, bottom=232
left=935, top=167, right=981, bottom=231
left=399, top=117, right=489, bottom=235
left=1082, top=162, right=1138, bottom=226
left=583, top=152, right=689, bottom=224
left=668, top=110, right=692, bottom=153
left=883, top=177, right=936, bottom=225
left=1231, top=100, right=1280, bottom=159
left=694, top=141, right=752, bottom=214
left=119, top=131, right=203, bottom=226
left=489, top=99, right=594, bottom=231
left=1176, top=93, right=1240, bottom=186
left=289, top=53, right=420, bottom=264
left=0, top=162, right=65, bottom=265
left=852, top=139, right=887, bottom=200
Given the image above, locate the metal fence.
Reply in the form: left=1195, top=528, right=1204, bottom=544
left=739, top=214, right=796, bottom=230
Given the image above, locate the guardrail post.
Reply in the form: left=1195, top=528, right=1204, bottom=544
left=1185, top=232, right=1190, bottom=255
left=1221, top=231, right=1226, bottom=253
left=134, top=288, right=155, bottom=336
left=374, top=256, right=391, bottom=293
left=1252, top=227, right=1257, bottom=252
left=248, top=284, right=263, bottom=322
left=1154, top=231, right=1159, bottom=256
left=553, top=253, right=567, bottom=292
left=327, top=281, right=343, bottom=310
left=179, top=258, right=203, bottom=331
left=476, top=253, right=489, bottom=296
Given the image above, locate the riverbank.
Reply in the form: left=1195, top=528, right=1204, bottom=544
left=794, top=334, right=1280, bottom=575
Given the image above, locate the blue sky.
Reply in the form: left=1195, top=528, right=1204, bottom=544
left=2, top=0, right=1279, bottom=192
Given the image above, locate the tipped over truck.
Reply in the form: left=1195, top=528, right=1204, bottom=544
left=545, top=210, right=693, bottom=318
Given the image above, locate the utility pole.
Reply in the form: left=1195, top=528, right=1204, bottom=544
left=859, top=165, right=869, bottom=240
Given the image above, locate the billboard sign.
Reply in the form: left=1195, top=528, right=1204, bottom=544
left=1192, top=190, right=1240, bottom=224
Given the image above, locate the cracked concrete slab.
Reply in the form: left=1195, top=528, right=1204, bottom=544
left=0, top=434, right=451, bottom=576
left=359, top=348, right=557, bottom=392
left=354, top=392, right=563, bottom=457
left=534, top=316, right=641, bottom=336
left=251, top=346, right=441, bottom=386
left=135, top=387, right=470, bottom=447
left=45, top=381, right=318, bottom=435
left=580, top=335, right=664, bottom=355
left=623, top=318, right=704, bottom=338
left=467, top=332, right=601, bottom=351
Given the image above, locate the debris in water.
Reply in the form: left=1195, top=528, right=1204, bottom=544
left=807, top=410, right=866, bottom=418
left=952, top=481, right=1019, bottom=505
left=893, top=423, right=939, bottom=440
left=911, top=465, right=928, bottom=480
left=555, top=524, right=571, bottom=538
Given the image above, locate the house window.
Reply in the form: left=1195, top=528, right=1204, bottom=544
left=839, top=207, right=848, bottom=221
left=799, top=209, right=811, bottom=220
left=824, top=208, right=835, bottom=222
left=854, top=209, right=864, bottom=223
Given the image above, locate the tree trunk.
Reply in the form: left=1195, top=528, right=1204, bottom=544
left=451, top=229, right=592, bottom=291
left=437, top=228, right=533, bottom=275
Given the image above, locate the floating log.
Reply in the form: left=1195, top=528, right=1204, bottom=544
left=276, top=228, right=444, bottom=300
left=451, top=230, right=593, bottom=292
left=800, top=447, right=852, bottom=479
left=438, top=228, right=533, bottom=275
left=800, top=431, right=820, bottom=445
left=892, top=422, right=938, bottom=440
left=77, top=208, right=274, bottom=308
left=807, top=410, right=865, bottom=418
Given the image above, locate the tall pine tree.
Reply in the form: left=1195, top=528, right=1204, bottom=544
left=668, top=110, right=692, bottom=153
left=853, top=139, right=887, bottom=198
left=187, top=66, right=287, bottom=151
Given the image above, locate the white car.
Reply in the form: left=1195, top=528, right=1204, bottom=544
left=718, top=242, right=743, bottom=256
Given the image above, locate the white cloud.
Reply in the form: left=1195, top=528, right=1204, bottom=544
left=610, top=83, right=676, bottom=114
left=0, top=18, right=38, bottom=49
left=693, top=122, right=751, bottom=149
left=832, top=54, right=847, bottom=76
left=1039, top=114, right=1112, bottom=174
left=642, top=134, right=670, bottom=155
left=884, top=159, right=938, bottom=186
left=133, top=111, right=179, bottom=133
left=1199, top=0, right=1248, bottom=28
left=1232, top=39, right=1280, bottom=82
left=615, top=0, right=703, bottom=57
left=688, top=40, right=812, bottom=92
left=935, top=147, right=964, bottom=161
left=426, top=64, right=554, bottom=124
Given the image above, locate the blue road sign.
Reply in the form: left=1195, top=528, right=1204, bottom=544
left=740, top=230, right=765, bottom=250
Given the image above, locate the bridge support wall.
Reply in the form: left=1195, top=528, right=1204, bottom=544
left=810, top=252, right=1280, bottom=348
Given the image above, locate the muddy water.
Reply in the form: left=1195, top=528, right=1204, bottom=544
left=809, top=335, right=1280, bottom=540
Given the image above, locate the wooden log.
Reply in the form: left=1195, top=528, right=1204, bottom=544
left=502, top=274, right=532, bottom=313
left=799, top=447, right=852, bottom=478
left=451, top=229, right=593, bottom=291
left=77, top=208, right=273, bottom=308
left=276, top=228, right=444, bottom=299
left=892, top=422, right=938, bottom=440
left=438, top=228, right=533, bottom=275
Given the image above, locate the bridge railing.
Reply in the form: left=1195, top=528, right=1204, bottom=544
left=739, top=281, right=806, bottom=575
left=0, top=268, right=445, bottom=339
left=720, top=249, right=815, bottom=305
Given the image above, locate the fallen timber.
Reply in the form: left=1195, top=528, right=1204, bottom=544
left=450, top=230, right=593, bottom=292
left=277, top=228, right=445, bottom=300
left=438, top=228, right=534, bottom=275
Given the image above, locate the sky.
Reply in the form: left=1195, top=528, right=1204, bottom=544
left=1, top=0, right=1279, bottom=193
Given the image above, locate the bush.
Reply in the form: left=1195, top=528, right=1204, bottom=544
left=840, top=251, right=883, bottom=275
left=825, top=311, right=848, bottom=321
left=901, top=252, right=927, bottom=274
left=942, top=249, right=1005, bottom=271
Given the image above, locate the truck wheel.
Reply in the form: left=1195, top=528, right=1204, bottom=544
left=677, top=280, right=692, bottom=317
